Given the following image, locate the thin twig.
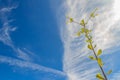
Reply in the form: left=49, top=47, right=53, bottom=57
left=83, top=24, right=108, bottom=80
left=72, top=19, right=108, bottom=80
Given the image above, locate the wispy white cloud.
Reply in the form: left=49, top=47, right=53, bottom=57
left=16, top=48, right=32, bottom=61
left=60, top=0, right=120, bottom=80
left=0, top=2, right=67, bottom=79
left=0, top=25, right=34, bottom=61
left=111, top=71, right=120, bottom=80
left=0, top=4, right=34, bottom=61
left=0, top=6, right=16, bottom=12
left=0, top=55, right=66, bottom=77
left=0, top=26, right=14, bottom=48
left=0, top=1, right=17, bottom=48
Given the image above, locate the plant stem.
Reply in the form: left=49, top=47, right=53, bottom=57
left=83, top=24, right=108, bottom=80
left=72, top=20, right=108, bottom=80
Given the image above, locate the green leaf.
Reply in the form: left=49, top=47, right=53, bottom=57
left=85, top=29, right=90, bottom=34
left=90, top=13, right=95, bottom=18
left=89, top=56, right=96, bottom=60
left=97, top=58, right=103, bottom=67
left=76, top=31, right=81, bottom=36
left=97, top=49, right=102, bottom=56
left=80, top=28, right=91, bottom=34
left=66, top=16, right=74, bottom=24
left=80, top=19, right=85, bottom=26
left=69, top=18, right=74, bottom=23
left=81, top=28, right=85, bottom=33
left=96, top=73, right=104, bottom=80
left=88, top=44, right=93, bottom=50
left=90, top=8, right=98, bottom=18
left=82, top=29, right=89, bottom=34
left=86, top=39, right=92, bottom=43
left=107, top=70, right=112, bottom=75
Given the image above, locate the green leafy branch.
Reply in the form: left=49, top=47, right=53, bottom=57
left=66, top=8, right=112, bottom=80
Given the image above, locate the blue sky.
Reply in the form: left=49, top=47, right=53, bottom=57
left=0, top=0, right=120, bottom=80
left=0, top=0, right=66, bottom=80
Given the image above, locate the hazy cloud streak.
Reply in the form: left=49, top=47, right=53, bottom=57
left=0, top=5, right=34, bottom=61
left=0, top=55, right=66, bottom=76
left=60, top=0, right=120, bottom=80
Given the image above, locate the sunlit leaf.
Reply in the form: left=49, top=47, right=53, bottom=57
left=88, top=44, right=93, bottom=50
left=66, top=16, right=74, bottom=24
left=81, top=28, right=91, bottom=34
left=76, top=31, right=81, bottom=36
left=96, top=73, right=104, bottom=80
left=90, top=8, right=98, bottom=18
left=81, top=28, right=90, bottom=34
left=97, top=58, right=103, bottom=67
left=90, top=13, right=95, bottom=18
left=89, top=56, right=96, bottom=60
left=86, top=39, right=92, bottom=43
left=80, top=19, right=85, bottom=26
left=97, top=49, right=102, bottom=56
left=85, top=29, right=89, bottom=34
left=69, top=18, right=74, bottom=23
left=107, top=70, right=112, bottom=75
left=86, top=29, right=92, bottom=34
left=81, top=28, right=85, bottom=33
